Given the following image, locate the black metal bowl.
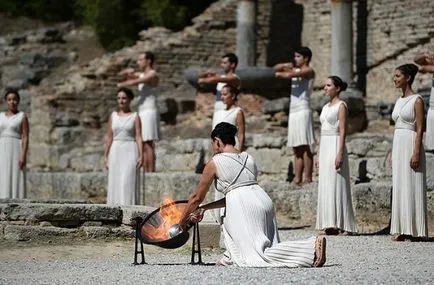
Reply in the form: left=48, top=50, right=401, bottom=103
left=138, top=200, right=193, bottom=249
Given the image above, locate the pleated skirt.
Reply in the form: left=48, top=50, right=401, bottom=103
left=287, top=105, right=315, bottom=147
left=139, top=108, right=160, bottom=142
left=107, top=140, right=140, bottom=205
left=316, top=135, right=357, bottom=233
left=425, top=107, right=434, bottom=150
left=391, top=129, right=428, bottom=237
left=0, top=137, right=26, bottom=198
left=222, top=186, right=316, bottom=267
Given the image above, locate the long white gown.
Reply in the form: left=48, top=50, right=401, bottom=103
left=287, top=73, right=315, bottom=147
left=0, top=112, right=26, bottom=199
left=138, top=72, right=160, bottom=141
left=425, top=76, right=434, bottom=150
left=316, top=101, right=357, bottom=233
left=107, top=112, right=140, bottom=205
left=390, top=95, right=427, bottom=237
left=213, top=152, right=316, bottom=267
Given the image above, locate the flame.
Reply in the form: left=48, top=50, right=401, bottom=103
left=142, top=197, right=183, bottom=241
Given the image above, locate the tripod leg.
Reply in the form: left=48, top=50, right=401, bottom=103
left=133, top=217, right=146, bottom=265
left=190, top=223, right=203, bottom=265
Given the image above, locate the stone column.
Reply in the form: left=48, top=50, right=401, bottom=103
left=330, top=0, right=353, bottom=83
left=236, top=0, right=256, bottom=68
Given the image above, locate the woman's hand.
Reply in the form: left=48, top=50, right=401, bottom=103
left=188, top=208, right=205, bottom=224
left=386, top=151, right=392, bottom=169
left=104, top=156, right=109, bottom=170
left=410, top=152, right=420, bottom=170
left=314, top=155, right=319, bottom=171
left=18, top=155, right=26, bottom=169
left=136, top=157, right=143, bottom=169
left=335, top=152, right=344, bottom=170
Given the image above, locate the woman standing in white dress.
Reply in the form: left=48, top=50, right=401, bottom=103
left=315, top=76, right=357, bottom=235
left=390, top=64, right=427, bottom=241
left=212, top=84, right=245, bottom=151
left=118, top=52, right=159, bottom=172
left=178, top=122, right=327, bottom=268
left=414, top=52, right=434, bottom=151
left=0, top=90, right=29, bottom=199
left=275, top=47, right=316, bottom=185
left=104, top=88, right=143, bottom=205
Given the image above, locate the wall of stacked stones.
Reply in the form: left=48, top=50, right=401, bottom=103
left=25, top=0, right=434, bottom=172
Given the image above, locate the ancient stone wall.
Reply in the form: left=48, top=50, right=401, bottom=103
left=27, top=0, right=434, bottom=171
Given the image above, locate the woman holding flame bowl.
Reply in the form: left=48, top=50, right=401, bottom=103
left=178, top=122, right=326, bottom=267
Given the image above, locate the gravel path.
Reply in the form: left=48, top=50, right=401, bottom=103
left=0, top=230, right=433, bottom=285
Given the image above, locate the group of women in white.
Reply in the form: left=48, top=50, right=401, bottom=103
left=0, top=48, right=431, bottom=266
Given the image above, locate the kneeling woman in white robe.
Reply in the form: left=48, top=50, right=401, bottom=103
left=178, top=122, right=326, bottom=267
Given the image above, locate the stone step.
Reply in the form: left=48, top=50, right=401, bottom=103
left=0, top=200, right=220, bottom=247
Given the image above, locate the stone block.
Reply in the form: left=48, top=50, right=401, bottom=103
left=0, top=203, right=123, bottom=224
left=347, top=137, right=377, bottom=157
left=156, top=153, right=200, bottom=172
left=70, top=154, right=103, bottom=172
left=247, top=148, right=288, bottom=174
left=82, top=226, right=111, bottom=238
left=261, top=98, right=289, bottom=115
left=142, top=172, right=204, bottom=207
left=251, top=133, right=286, bottom=148
left=111, top=225, right=135, bottom=239
left=3, top=225, right=79, bottom=241
left=120, top=205, right=155, bottom=226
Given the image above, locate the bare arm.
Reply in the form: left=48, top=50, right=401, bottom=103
left=178, top=160, right=217, bottom=229
left=413, top=53, right=434, bottom=65
left=103, top=115, right=114, bottom=170
left=275, top=66, right=314, bottom=79
left=273, top=62, right=293, bottom=72
left=198, top=74, right=240, bottom=87
left=410, top=97, right=425, bottom=170
left=118, top=71, right=158, bottom=87
left=335, top=103, right=347, bottom=170
left=19, top=114, right=29, bottom=169
left=135, top=116, right=143, bottom=168
left=419, top=65, right=434, bottom=74
left=199, top=69, right=218, bottom=78
left=236, top=109, right=246, bottom=151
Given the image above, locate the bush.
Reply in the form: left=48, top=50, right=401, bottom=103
left=0, top=0, right=218, bottom=50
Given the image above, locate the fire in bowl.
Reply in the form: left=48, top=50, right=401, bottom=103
left=139, top=200, right=194, bottom=249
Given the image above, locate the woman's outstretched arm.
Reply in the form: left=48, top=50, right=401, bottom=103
left=178, top=160, right=217, bottom=229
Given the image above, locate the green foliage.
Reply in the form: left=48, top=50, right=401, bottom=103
left=0, top=0, right=218, bottom=50
left=0, top=0, right=76, bottom=21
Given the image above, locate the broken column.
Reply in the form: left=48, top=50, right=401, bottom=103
left=236, top=0, right=257, bottom=68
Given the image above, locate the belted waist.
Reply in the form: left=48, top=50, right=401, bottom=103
left=113, top=137, right=135, bottom=142
left=395, top=122, right=415, bottom=131
left=321, top=129, right=339, bottom=136
left=223, top=181, right=258, bottom=195
left=290, top=101, right=310, bottom=113
left=0, top=134, right=21, bottom=139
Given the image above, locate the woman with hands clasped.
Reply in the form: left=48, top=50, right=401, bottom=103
left=0, top=90, right=29, bottom=198
left=390, top=64, right=427, bottom=241
left=315, top=76, right=357, bottom=236
left=104, top=88, right=143, bottom=205
left=177, top=122, right=326, bottom=268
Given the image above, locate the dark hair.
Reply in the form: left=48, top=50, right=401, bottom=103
left=4, top=89, right=20, bottom=102
left=144, top=51, right=155, bottom=66
left=211, top=122, right=237, bottom=146
left=222, top=53, right=238, bottom=68
left=117, top=87, right=134, bottom=100
left=295, top=46, right=313, bottom=62
left=222, top=84, right=240, bottom=99
left=396, top=63, right=418, bottom=86
left=328, top=76, right=348, bottom=93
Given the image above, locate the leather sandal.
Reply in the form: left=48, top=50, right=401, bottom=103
left=313, top=236, right=326, bottom=267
